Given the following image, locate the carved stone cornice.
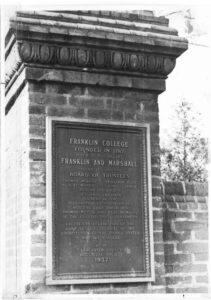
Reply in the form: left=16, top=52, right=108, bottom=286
left=5, top=10, right=188, bottom=92
left=17, top=41, right=176, bottom=77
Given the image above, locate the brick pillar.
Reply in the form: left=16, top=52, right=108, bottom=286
left=4, top=10, right=188, bottom=298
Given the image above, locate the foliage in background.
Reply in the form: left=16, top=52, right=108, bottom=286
left=161, top=101, right=208, bottom=182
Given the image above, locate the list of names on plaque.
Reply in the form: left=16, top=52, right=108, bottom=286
left=51, top=121, right=150, bottom=280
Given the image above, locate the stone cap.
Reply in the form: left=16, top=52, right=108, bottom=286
left=7, top=10, right=187, bottom=54
left=55, top=10, right=169, bottom=25
left=5, top=10, right=188, bottom=94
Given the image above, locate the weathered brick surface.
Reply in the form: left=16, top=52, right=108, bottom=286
left=162, top=181, right=208, bottom=293
left=27, top=81, right=165, bottom=293
left=5, top=80, right=208, bottom=296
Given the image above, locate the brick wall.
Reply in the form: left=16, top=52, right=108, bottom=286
left=27, top=80, right=165, bottom=294
left=162, top=181, right=209, bottom=293
left=4, top=79, right=209, bottom=296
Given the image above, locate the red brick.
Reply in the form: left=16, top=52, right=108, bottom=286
left=174, top=195, right=186, bottom=202
left=153, top=231, right=163, bottom=242
left=154, top=254, right=164, bottom=263
left=152, top=176, right=161, bottom=188
left=164, top=244, right=174, bottom=255
left=165, top=265, right=174, bottom=273
left=105, top=98, right=112, bottom=109
left=194, top=212, right=208, bottom=220
left=166, top=275, right=192, bottom=285
left=31, top=257, right=46, bottom=268
left=176, top=286, right=208, bottom=293
left=196, top=196, right=207, bottom=203
left=58, top=85, right=84, bottom=95
left=151, top=144, right=160, bottom=156
left=29, top=126, right=45, bottom=138
left=30, top=208, right=46, bottom=221
left=29, top=115, right=45, bottom=127
left=30, top=162, right=45, bottom=172
left=124, top=111, right=136, bottom=121
left=31, top=234, right=46, bottom=244
left=45, top=83, right=60, bottom=93
left=194, top=252, right=208, bottom=261
left=29, top=105, right=46, bottom=115
left=29, top=83, right=45, bottom=93
left=45, top=94, right=68, bottom=105
left=196, top=275, right=208, bottom=283
left=88, top=109, right=110, bottom=119
left=30, top=139, right=46, bottom=150
left=152, top=187, right=162, bottom=196
left=164, top=202, right=178, bottom=209
left=47, top=106, right=84, bottom=117
left=166, top=287, right=175, bottom=293
left=153, top=270, right=166, bottom=285
left=187, top=203, right=198, bottom=210
left=152, top=197, right=162, bottom=209
left=165, top=254, right=191, bottom=264
left=74, top=97, right=105, bottom=109
left=31, top=269, right=45, bottom=281
left=149, top=122, right=159, bottom=134
left=29, top=93, right=46, bottom=105
left=195, top=230, right=208, bottom=240
left=175, top=221, right=207, bottom=232
left=134, top=112, right=144, bottom=122
left=112, top=99, right=139, bottom=111
left=151, top=155, right=160, bottom=165
left=149, top=287, right=166, bottom=293
left=30, top=185, right=46, bottom=197
left=153, top=210, right=163, bottom=219
left=153, top=220, right=163, bottom=230
left=186, top=182, right=208, bottom=197
left=177, top=242, right=208, bottom=253
left=144, top=112, right=159, bottom=123
left=199, top=203, right=208, bottom=210
left=31, top=220, right=46, bottom=232
left=29, top=150, right=46, bottom=161
left=31, top=245, right=46, bottom=256
left=165, top=211, right=192, bottom=219
left=170, top=231, right=191, bottom=242
left=173, top=263, right=207, bottom=273
left=111, top=111, right=124, bottom=120
left=184, top=195, right=196, bottom=202
left=154, top=242, right=164, bottom=253
left=164, top=181, right=185, bottom=196
left=110, top=283, right=148, bottom=294
left=177, top=203, right=188, bottom=210
left=151, top=166, right=161, bottom=177
left=30, top=172, right=45, bottom=186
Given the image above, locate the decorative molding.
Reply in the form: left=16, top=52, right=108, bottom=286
left=17, top=41, right=176, bottom=77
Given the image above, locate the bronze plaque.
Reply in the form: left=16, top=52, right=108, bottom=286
left=49, top=120, right=153, bottom=283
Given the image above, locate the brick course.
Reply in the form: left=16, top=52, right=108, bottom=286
left=162, top=181, right=208, bottom=293
left=27, top=81, right=165, bottom=293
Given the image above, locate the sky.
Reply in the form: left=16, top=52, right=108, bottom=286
left=155, top=7, right=211, bottom=147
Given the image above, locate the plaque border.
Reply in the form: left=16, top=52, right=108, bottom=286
left=46, top=117, right=154, bottom=285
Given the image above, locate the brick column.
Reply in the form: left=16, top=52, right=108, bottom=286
left=4, top=10, right=188, bottom=298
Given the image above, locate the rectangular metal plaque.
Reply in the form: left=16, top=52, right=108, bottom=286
left=46, top=118, right=154, bottom=284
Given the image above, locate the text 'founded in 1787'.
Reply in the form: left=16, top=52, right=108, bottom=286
left=47, top=119, right=154, bottom=284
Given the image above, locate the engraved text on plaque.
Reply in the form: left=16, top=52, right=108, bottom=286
left=47, top=119, right=153, bottom=284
